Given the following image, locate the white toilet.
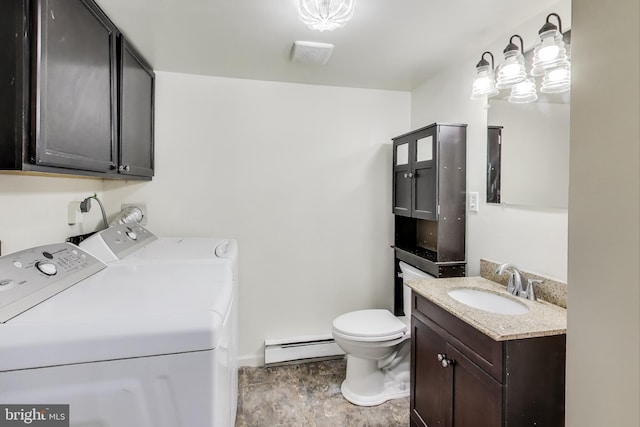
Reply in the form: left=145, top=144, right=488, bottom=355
left=332, top=261, right=433, bottom=406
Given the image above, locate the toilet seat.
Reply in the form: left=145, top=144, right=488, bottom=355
left=333, top=309, right=408, bottom=342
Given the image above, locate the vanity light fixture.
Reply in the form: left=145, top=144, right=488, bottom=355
left=508, top=78, right=538, bottom=103
left=540, top=63, right=571, bottom=93
left=495, top=35, right=527, bottom=89
left=531, top=13, right=570, bottom=77
left=471, top=51, right=499, bottom=99
left=298, top=0, right=355, bottom=32
left=471, top=12, right=570, bottom=104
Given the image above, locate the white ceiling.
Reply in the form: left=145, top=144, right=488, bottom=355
left=95, top=0, right=563, bottom=91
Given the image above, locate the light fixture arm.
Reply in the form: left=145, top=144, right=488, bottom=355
left=540, top=13, right=563, bottom=34
left=476, top=51, right=495, bottom=70
left=505, top=34, right=524, bottom=53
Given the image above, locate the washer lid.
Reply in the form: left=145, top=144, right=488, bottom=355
left=333, top=309, right=408, bottom=340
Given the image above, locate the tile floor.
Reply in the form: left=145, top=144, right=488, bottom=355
left=235, top=358, right=410, bottom=427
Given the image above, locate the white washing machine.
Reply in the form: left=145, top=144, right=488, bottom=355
left=0, top=242, right=236, bottom=427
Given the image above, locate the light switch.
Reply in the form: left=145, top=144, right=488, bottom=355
left=469, top=192, right=479, bottom=212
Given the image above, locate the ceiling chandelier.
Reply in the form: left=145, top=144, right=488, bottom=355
left=298, top=0, right=355, bottom=32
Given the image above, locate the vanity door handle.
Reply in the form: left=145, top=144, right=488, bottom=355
left=408, top=172, right=414, bottom=178
left=437, top=353, right=454, bottom=368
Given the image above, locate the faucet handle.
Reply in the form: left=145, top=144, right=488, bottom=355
left=524, top=279, right=543, bottom=301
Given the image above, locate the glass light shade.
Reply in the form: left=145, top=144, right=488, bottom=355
left=298, top=0, right=355, bottom=32
left=508, top=78, right=538, bottom=103
left=496, top=50, right=527, bottom=89
left=540, top=64, right=571, bottom=93
left=531, top=29, right=569, bottom=76
left=471, top=64, right=499, bottom=99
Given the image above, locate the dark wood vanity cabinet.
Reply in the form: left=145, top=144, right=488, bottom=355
left=0, top=0, right=154, bottom=180
left=411, top=293, right=566, bottom=427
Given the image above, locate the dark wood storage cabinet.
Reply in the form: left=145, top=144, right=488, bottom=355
left=392, top=124, right=466, bottom=221
left=410, top=293, right=566, bottom=427
left=117, top=35, right=154, bottom=178
left=392, top=123, right=467, bottom=314
left=0, top=0, right=154, bottom=180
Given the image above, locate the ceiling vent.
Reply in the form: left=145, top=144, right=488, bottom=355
left=290, top=41, right=334, bottom=65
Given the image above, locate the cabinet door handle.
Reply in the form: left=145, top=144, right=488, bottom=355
left=404, top=173, right=408, bottom=178
left=437, top=353, right=454, bottom=368
left=408, top=172, right=414, bottom=178
left=118, top=165, right=131, bottom=172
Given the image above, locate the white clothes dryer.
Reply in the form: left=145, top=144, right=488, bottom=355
left=0, top=243, right=236, bottom=427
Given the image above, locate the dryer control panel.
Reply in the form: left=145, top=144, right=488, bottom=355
left=0, top=243, right=106, bottom=323
left=80, top=223, right=157, bottom=261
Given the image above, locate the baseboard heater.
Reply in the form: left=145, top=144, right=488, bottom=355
left=264, top=335, right=345, bottom=366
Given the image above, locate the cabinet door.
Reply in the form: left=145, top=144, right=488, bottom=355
left=448, top=344, right=502, bottom=427
left=411, top=317, right=451, bottom=427
left=412, top=127, right=438, bottom=220
left=118, top=36, right=154, bottom=177
left=34, top=0, right=117, bottom=172
left=393, top=138, right=412, bottom=216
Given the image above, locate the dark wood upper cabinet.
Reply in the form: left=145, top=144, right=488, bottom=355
left=118, top=35, right=154, bottom=178
left=34, top=0, right=117, bottom=173
left=392, top=123, right=465, bottom=221
left=0, top=0, right=154, bottom=180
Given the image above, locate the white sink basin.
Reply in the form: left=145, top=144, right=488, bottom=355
left=447, top=288, right=529, bottom=315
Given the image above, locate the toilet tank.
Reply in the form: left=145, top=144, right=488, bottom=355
left=399, top=261, right=433, bottom=317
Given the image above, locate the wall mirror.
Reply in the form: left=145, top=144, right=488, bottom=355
left=486, top=30, right=571, bottom=209
left=487, top=97, right=570, bottom=208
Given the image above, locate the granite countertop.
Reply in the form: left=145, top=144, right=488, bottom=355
left=407, top=276, right=567, bottom=341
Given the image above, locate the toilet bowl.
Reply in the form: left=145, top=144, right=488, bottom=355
left=331, top=261, right=433, bottom=406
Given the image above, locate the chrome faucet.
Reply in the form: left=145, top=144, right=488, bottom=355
left=495, top=263, right=540, bottom=301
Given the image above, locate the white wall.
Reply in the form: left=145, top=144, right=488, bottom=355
left=410, top=2, right=571, bottom=281
left=104, top=72, right=410, bottom=363
left=0, top=174, right=105, bottom=255
left=566, top=0, right=639, bottom=425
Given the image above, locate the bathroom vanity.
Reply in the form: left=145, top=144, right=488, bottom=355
left=407, top=277, right=566, bottom=427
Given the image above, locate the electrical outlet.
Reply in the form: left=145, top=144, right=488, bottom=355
left=121, top=203, right=148, bottom=225
left=469, top=192, right=479, bottom=212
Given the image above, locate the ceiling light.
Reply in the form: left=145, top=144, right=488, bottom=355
left=298, top=0, right=355, bottom=32
left=496, top=35, right=526, bottom=89
left=531, top=13, right=570, bottom=76
left=471, top=51, right=499, bottom=99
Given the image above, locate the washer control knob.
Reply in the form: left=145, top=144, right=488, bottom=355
left=36, top=262, right=57, bottom=276
left=126, top=231, right=138, bottom=241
